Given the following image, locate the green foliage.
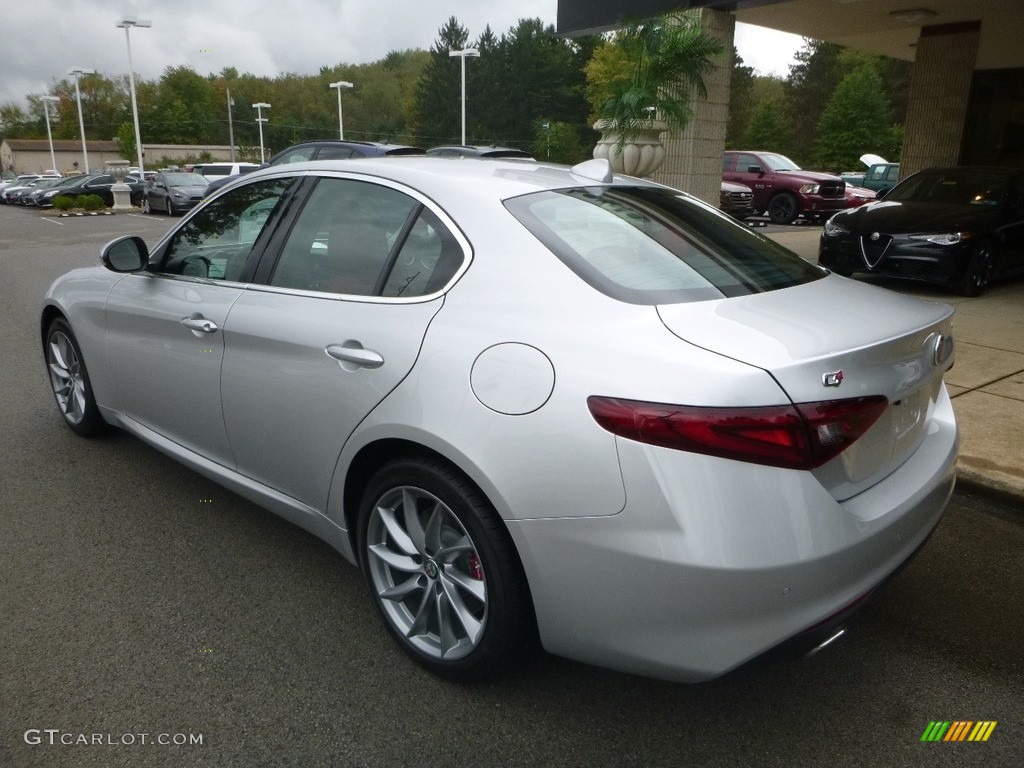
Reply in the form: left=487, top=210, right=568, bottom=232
left=530, top=120, right=586, bottom=164
left=74, top=194, right=105, bottom=210
left=725, top=48, right=754, bottom=149
left=586, top=12, right=725, bottom=145
left=813, top=64, right=894, bottom=170
left=117, top=122, right=137, bottom=161
left=52, top=196, right=75, bottom=211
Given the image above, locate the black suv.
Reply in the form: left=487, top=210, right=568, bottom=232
left=205, top=140, right=425, bottom=196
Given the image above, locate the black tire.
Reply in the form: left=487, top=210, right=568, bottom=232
left=767, top=193, right=800, bottom=225
left=166, top=199, right=176, bottom=216
left=358, top=457, right=532, bottom=681
left=44, top=317, right=108, bottom=437
left=959, top=244, right=996, bottom=297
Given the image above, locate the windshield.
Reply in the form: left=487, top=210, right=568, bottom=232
left=166, top=173, right=209, bottom=187
left=506, top=186, right=823, bottom=304
left=759, top=153, right=802, bottom=172
left=886, top=170, right=1010, bottom=206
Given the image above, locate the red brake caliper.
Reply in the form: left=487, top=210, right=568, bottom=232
left=468, top=551, right=483, bottom=580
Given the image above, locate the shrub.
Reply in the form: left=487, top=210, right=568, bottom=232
left=52, top=196, right=75, bottom=211
left=77, top=194, right=106, bottom=211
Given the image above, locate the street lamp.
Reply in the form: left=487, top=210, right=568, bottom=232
left=253, top=102, right=271, bottom=163
left=328, top=81, right=354, bottom=140
left=448, top=48, right=479, bottom=146
left=117, top=17, right=151, bottom=174
left=226, top=89, right=237, bottom=162
left=67, top=68, right=95, bottom=173
left=40, top=95, right=60, bottom=173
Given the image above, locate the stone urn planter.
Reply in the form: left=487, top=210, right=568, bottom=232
left=592, top=119, right=668, bottom=178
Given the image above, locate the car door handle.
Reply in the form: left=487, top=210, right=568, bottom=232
left=326, top=343, right=384, bottom=369
left=180, top=315, right=218, bottom=334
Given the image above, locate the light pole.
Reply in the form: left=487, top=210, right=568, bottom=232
left=117, top=17, right=151, bottom=174
left=40, top=95, right=60, bottom=173
left=448, top=48, right=479, bottom=146
left=328, top=81, right=353, bottom=140
left=253, top=103, right=271, bottom=163
left=68, top=68, right=94, bottom=173
left=227, top=89, right=236, bottom=162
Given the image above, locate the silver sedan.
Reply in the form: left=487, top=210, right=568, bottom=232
left=41, top=157, right=958, bottom=682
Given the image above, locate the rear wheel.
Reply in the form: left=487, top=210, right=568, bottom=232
left=767, top=193, right=799, bottom=225
left=960, top=245, right=996, bottom=296
left=45, top=318, right=108, bottom=437
left=358, top=457, right=531, bottom=681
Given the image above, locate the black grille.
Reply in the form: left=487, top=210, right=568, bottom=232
left=820, top=181, right=846, bottom=197
left=728, top=191, right=752, bottom=203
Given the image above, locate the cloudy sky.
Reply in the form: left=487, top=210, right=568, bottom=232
left=0, top=0, right=803, bottom=110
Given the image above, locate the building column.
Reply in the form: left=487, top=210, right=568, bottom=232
left=651, top=8, right=734, bottom=205
left=901, top=22, right=980, bottom=177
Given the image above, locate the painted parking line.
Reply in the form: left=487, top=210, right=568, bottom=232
left=38, top=217, right=64, bottom=226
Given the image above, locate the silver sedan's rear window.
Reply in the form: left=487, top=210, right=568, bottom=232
left=505, top=187, right=823, bottom=304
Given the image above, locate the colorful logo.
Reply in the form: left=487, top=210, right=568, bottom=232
left=921, top=721, right=997, bottom=742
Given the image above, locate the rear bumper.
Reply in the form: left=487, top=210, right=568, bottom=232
left=508, top=389, right=957, bottom=682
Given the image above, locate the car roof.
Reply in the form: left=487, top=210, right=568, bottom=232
left=238, top=156, right=655, bottom=201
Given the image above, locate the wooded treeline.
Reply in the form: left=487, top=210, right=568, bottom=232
left=0, top=17, right=910, bottom=171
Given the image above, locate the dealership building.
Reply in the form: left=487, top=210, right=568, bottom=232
left=558, top=0, right=1023, bottom=203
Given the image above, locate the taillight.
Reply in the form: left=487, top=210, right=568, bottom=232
left=587, top=395, right=888, bottom=470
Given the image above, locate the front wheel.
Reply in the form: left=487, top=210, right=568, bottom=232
left=358, top=457, right=532, bottom=681
left=166, top=199, right=176, bottom=216
left=959, top=245, right=996, bottom=296
left=142, top=197, right=151, bottom=214
left=767, top=193, right=800, bottom=225
left=45, top=318, right=108, bottom=437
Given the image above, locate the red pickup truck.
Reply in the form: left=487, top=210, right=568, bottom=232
left=722, top=151, right=848, bottom=225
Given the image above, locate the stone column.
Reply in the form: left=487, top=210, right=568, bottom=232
left=901, top=22, right=980, bottom=178
left=650, top=8, right=734, bottom=205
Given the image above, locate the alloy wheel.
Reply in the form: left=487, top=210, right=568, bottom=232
left=365, top=485, right=487, bottom=661
left=47, top=330, right=87, bottom=425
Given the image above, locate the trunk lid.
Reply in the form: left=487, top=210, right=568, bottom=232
left=657, top=275, right=955, bottom=500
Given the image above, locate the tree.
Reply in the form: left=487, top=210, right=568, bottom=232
left=117, top=122, right=136, bottom=161
left=813, top=64, right=895, bottom=170
left=785, top=40, right=845, bottom=164
left=530, top=120, right=585, bottom=164
left=412, top=17, right=470, bottom=144
left=725, top=48, right=754, bottom=149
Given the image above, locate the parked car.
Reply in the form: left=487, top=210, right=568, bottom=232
left=842, top=155, right=901, bottom=195
left=10, top=177, right=62, bottom=205
left=819, top=165, right=1024, bottom=295
left=426, top=145, right=534, bottom=159
left=719, top=181, right=754, bottom=219
left=30, top=175, right=87, bottom=208
left=193, top=162, right=261, bottom=181
left=144, top=172, right=209, bottom=215
left=204, top=141, right=427, bottom=197
left=47, top=173, right=145, bottom=208
left=722, top=151, right=848, bottom=225
left=844, top=184, right=877, bottom=209
left=0, top=174, right=43, bottom=203
left=42, top=156, right=957, bottom=683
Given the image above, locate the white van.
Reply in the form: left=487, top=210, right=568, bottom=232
left=193, top=162, right=261, bottom=181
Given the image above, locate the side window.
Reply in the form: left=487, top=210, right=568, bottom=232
left=737, top=154, right=760, bottom=173
left=886, top=166, right=900, bottom=182
left=382, top=208, right=464, bottom=297
left=722, top=154, right=734, bottom=172
left=159, top=178, right=293, bottom=281
left=317, top=146, right=355, bottom=160
left=270, top=178, right=464, bottom=298
left=270, top=178, right=417, bottom=296
left=274, top=146, right=316, bottom=165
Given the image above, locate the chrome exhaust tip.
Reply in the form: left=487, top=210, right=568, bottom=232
left=804, top=626, right=847, bottom=658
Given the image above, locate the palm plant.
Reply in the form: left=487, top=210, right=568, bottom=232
left=588, top=13, right=725, bottom=147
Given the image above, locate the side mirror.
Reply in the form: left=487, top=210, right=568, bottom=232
left=747, top=165, right=763, bottom=174
left=101, top=235, right=149, bottom=273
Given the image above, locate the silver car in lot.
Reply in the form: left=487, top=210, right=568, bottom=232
left=41, top=157, right=958, bottom=682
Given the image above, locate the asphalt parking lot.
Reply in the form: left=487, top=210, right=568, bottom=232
left=1, top=204, right=1021, bottom=767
